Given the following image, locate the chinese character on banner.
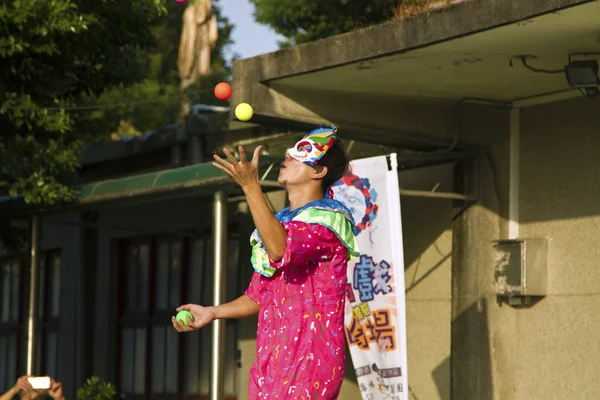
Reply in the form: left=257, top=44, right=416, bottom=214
left=359, top=302, right=371, bottom=319
left=353, top=256, right=375, bottom=301
left=364, top=317, right=377, bottom=343
left=353, top=302, right=372, bottom=321
left=353, top=306, right=364, bottom=321
left=353, top=255, right=394, bottom=302
left=373, top=260, right=393, bottom=296
left=361, top=309, right=397, bottom=352
left=346, top=315, right=369, bottom=350
left=355, top=366, right=372, bottom=378
left=373, top=309, right=396, bottom=352
left=347, top=309, right=397, bottom=353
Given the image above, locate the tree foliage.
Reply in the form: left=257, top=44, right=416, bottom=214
left=0, top=0, right=167, bottom=204
left=249, top=0, right=399, bottom=46
left=0, top=0, right=234, bottom=205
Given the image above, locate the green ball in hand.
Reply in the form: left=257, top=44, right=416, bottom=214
left=175, top=310, right=195, bottom=327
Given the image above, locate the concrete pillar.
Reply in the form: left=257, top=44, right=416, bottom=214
left=451, top=155, right=517, bottom=400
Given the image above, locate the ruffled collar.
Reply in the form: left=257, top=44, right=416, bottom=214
left=251, top=197, right=358, bottom=244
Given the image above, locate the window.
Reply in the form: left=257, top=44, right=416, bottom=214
left=0, top=250, right=61, bottom=389
left=118, top=236, right=240, bottom=400
left=0, top=258, right=22, bottom=392
left=36, top=250, right=61, bottom=377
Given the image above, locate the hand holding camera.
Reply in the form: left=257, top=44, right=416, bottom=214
left=26, top=377, right=64, bottom=400
left=0, top=376, right=64, bottom=400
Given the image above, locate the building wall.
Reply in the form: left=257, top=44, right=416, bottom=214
left=401, top=165, right=454, bottom=400
left=452, top=96, right=600, bottom=400
left=91, top=196, right=239, bottom=386
left=514, top=97, right=600, bottom=400
left=20, top=204, right=220, bottom=397
left=40, top=212, right=84, bottom=400
left=0, top=214, right=82, bottom=398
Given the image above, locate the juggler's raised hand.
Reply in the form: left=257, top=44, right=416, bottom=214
left=171, top=304, right=216, bottom=332
left=212, top=146, right=262, bottom=190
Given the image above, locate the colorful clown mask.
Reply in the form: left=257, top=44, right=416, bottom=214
left=286, top=124, right=337, bottom=167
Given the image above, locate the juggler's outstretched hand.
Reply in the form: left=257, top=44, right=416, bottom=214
left=212, top=146, right=262, bottom=190
left=171, top=304, right=216, bottom=333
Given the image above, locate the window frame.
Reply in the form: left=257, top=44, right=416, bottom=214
left=116, top=234, right=240, bottom=400
left=0, top=255, right=25, bottom=392
left=36, top=249, right=62, bottom=377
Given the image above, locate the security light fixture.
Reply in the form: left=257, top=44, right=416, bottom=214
left=511, top=54, right=600, bottom=98
left=564, top=60, right=599, bottom=88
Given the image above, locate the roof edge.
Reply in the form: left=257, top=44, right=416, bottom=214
left=233, top=0, right=594, bottom=82
left=1, top=156, right=284, bottom=216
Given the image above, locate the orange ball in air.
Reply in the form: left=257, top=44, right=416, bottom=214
left=214, top=82, right=232, bottom=101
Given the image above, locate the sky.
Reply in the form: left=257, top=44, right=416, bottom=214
left=219, top=0, right=284, bottom=60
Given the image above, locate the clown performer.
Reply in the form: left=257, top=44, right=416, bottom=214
left=172, top=124, right=359, bottom=399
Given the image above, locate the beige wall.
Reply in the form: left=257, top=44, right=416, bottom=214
left=451, top=96, right=600, bottom=400
left=402, top=165, right=454, bottom=400
left=513, top=97, right=600, bottom=400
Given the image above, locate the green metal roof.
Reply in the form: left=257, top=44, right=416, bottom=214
left=80, top=162, right=227, bottom=202
left=1, top=156, right=283, bottom=215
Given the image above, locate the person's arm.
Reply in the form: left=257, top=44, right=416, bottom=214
left=243, top=182, right=287, bottom=262
left=0, top=386, right=18, bottom=400
left=172, top=295, right=259, bottom=333
left=213, top=146, right=287, bottom=262
left=1, top=377, right=33, bottom=400
left=209, top=295, right=259, bottom=319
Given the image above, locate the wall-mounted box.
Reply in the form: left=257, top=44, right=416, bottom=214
left=493, top=238, right=548, bottom=297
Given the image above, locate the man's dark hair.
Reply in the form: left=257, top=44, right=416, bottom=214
left=317, top=138, right=350, bottom=192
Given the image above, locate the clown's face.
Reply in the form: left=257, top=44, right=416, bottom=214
left=286, top=138, right=328, bottom=166
left=285, top=125, right=337, bottom=167
left=278, top=152, right=318, bottom=188
left=287, top=139, right=314, bottom=162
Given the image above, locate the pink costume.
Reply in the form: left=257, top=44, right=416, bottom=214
left=245, top=201, right=359, bottom=399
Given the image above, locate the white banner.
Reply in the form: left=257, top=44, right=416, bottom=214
left=332, top=154, right=409, bottom=400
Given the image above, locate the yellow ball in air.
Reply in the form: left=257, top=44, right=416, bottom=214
left=235, top=103, right=254, bottom=121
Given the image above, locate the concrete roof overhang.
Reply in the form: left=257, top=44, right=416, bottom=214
left=232, top=0, right=600, bottom=149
